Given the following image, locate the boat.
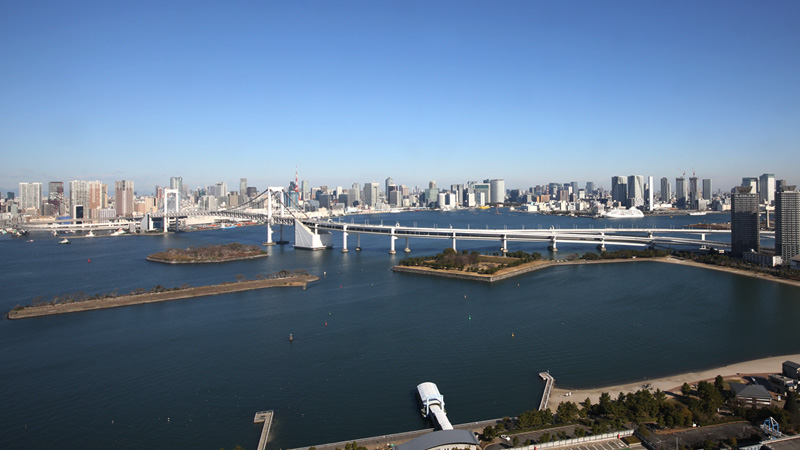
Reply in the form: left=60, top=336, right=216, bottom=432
left=86, top=231, right=95, bottom=237
left=111, top=228, right=126, bottom=236
left=58, top=238, right=70, bottom=244
left=688, top=211, right=707, bottom=216
left=600, top=208, right=644, bottom=219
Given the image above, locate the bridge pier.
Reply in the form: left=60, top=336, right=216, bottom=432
left=451, top=232, right=457, bottom=251
left=342, top=229, right=349, bottom=253
left=501, top=235, right=508, bottom=253
left=389, top=231, right=397, bottom=255
left=404, top=237, right=411, bottom=253
left=264, top=224, right=275, bottom=246
left=548, top=237, right=558, bottom=252
left=355, top=233, right=361, bottom=251
left=597, top=241, right=606, bottom=251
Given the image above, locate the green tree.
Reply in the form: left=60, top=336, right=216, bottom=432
left=575, top=427, right=586, bottom=437
left=557, top=401, right=580, bottom=423
left=681, top=382, right=691, bottom=396
left=482, top=425, right=496, bottom=440
left=540, top=432, right=551, bottom=443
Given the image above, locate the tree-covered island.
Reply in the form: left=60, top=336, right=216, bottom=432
left=146, top=242, right=268, bottom=263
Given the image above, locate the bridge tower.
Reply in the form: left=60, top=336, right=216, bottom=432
left=163, top=189, right=180, bottom=232
left=264, top=187, right=287, bottom=246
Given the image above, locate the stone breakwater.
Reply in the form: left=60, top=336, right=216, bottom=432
left=7, top=274, right=319, bottom=319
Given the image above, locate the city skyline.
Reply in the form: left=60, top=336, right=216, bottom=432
left=2, top=1, right=799, bottom=191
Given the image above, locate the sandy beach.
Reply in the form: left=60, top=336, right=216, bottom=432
left=550, top=353, right=800, bottom=407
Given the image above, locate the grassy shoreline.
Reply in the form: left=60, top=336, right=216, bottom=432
left=7, top=273, right=319, bottom=320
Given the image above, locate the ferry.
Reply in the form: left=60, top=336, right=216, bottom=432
left=58, top=238, right=71, bottom=244
left=688, top=211, right=707, bottom=216
left=111, top=228, right=126, bottom=236
left=86, top=230, right=96, bottom=237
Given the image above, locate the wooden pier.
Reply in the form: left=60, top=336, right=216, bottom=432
left=254, top=410, right=274, bottom=450
left=539, top=371, right=555, bottom=411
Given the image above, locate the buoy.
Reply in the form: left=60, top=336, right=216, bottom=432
left=88, top=259, right=91, bottom=263
left=512, top=332, right=515, bottom=338
left=329, top=312, right=332, bottom=316
left=339, top=285, right=342, bottom=288
left=464, top=295, right=467, bottom=299
left=289, top=333, right=293, bottom=342
left=468, top=315, right=471, bottom=320
left=325, top=322, right=327, bottom=326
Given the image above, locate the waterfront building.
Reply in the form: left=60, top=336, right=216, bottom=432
left=472, top=182, right=490, bottom=204
left=784, top=361, right=800, bottom=380
left=675, top=177, right=687, bottom=209
left=363, top=182, right=380, bottom=208
left=759, top=173, right=775, bottom=205
left=489, top=179, right=505, bottom=204
left=702, top=179, right=712, bottom=202
left=689, top=177, right=700, bottom=209
left=730, top=383, right=772, bottom=407
left=69, top=180, right=107, bottom=220
left=775, top=186, right=800, bottom=263
left=660, top=177, right=671, bottom=203
left=611, top=176, right=626, bottom=203
left=19, top=182, right=42, bottom=215
left=114, top=180, right=135, bottom=217
left=47, top=181, right=65, bottom=216
left=731, top=186, right=760, bottom=256
left=395, top=430, right=480, bottom=450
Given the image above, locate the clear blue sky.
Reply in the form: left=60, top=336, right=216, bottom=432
left=2, top=0, right=798, bottom=195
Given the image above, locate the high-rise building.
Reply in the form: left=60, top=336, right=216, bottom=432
left=363, top=182, right=380, bottom=208
left=660, top=177, right=671, bottom=203
left=675, top=177, right=687, bottom=209
left=775, top=186, right=800, bottom=263
left=385, top=177, right=394, bottom=198
left=70, top=180, right=107, bottom=219
left=627, top=175, right=644, bottom=207
left=489, top=179, right=505, bottom=204
left=688, top=177, right=700, bottom=209
left=239, top=178, right=247, bottom=197
left=611, top=176, right=626, bottom=203
left=301, top=180, right=310, bottom=200
left=759, top=173, right=775, bottom=205
left=742, top=177, right=758, bottom=195
left=48, top=181, right=65, bottom=216
left=585, top=182, right=595, bottom=195
left=647, top=176, right=654, bottom=211
left=114, top=180, right=135, bottom=217
left=170, top=176, right=183, bottom=198
left=731, top=186, right=760, bottom=256
left=702, top=179, right=712, bottom=201
left=19, top=182, right=42, bottom=214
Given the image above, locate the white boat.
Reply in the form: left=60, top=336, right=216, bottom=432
left=59, top=238, right=70, bottom=244
left=111, top=228, right=126, bottom=236
left=688, top=211, right=707, bottom=216
left=86, top=231, right=95, bottom=237
left=601, top=208, right=644, bottom=219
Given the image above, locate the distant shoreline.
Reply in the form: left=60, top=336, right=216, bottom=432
left=7, top=274, right=319, bottom=320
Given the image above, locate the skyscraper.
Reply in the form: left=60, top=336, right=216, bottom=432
left=489, top=179, right=505, bottom=204
left=731, top=186, right=760, bottom=256
left=48, top=181, right=64, bottom=216
left=759, top=173, right=775, bottom=205
left=363, top=182, right=380, bottom=208
left=585, top=182, right=596, bottom=195
left=675, top=177, right=687, bottom=209
left=611, top=176, right=626, bottom=203
left=702, top=179, right=712, bottom=201
left=647, top=176, right=654, bottom=212
left=627, top=175, right=644, bottom=207
left=170, top=176, right=183, bottom=198
left=741, top=177, right=758, bottom=195
left=114, top=180, right=135, bottom=217
left=660, top=177, right=671, bottom=203
left=19, top=182, right=42, bottom=214
left=688, top=177, right=700, bottom=209
left=385, top=177, right=394, bottom=199
left=240, top=178, right=247, bottom=197
left=775, top=186, right=800, bottom=263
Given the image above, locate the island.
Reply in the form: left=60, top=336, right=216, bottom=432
left=7, top=270, right=318, bottom=319
left=146, top=242, right=268, bottom=264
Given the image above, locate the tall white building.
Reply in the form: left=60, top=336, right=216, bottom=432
left=627, top=175, right=644, bottom=207
left=647, top=176, right=654, bottom=211
left=19, top=182, right=42, bottom=214
left=759, top=173, right=775, bottom=205
left=363, top=182, right=380, bottom=208
left=489, top=179, right=505, bottom=204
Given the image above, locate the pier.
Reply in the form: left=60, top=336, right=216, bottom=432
left=254, top=410, right=273, bottom=450
left=539, top=371, right=555, bottom=411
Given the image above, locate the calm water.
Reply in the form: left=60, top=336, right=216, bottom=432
left=1, top=210, right=797, bottom=450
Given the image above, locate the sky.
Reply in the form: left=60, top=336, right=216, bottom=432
left=1, top=0, right=799, bottom=195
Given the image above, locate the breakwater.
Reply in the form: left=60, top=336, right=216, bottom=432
left=7, top=274, right=318, bottom=319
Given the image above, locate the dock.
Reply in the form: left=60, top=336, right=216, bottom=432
left=539, top=371, right=555, bottom=411
left=254, top=410, right=274, bottom=450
